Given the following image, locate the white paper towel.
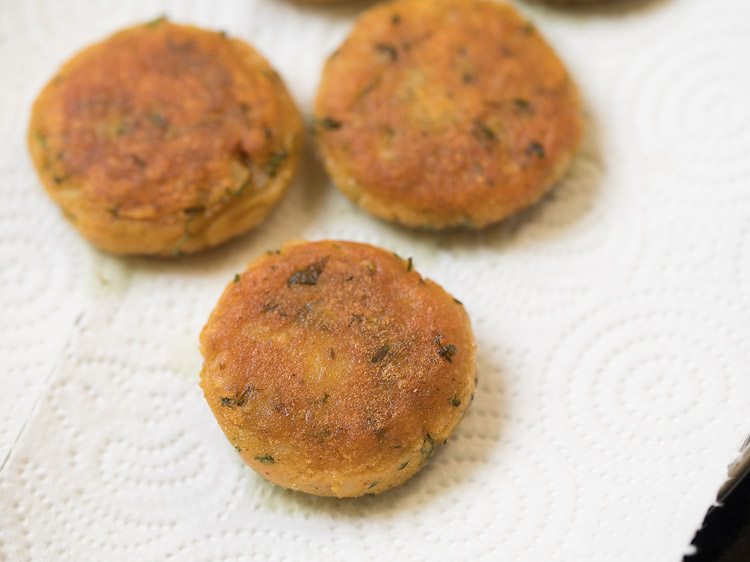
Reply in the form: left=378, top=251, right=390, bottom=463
left=1, top=0, right=749, bottom=560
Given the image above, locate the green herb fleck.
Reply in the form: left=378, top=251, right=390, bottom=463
left=52, top=175, right=67, bottom=185
left=406, top=257, right=413, bottom=272
left=438, top=343, right=457, bottom=362
left=148, top=112, right=169, bottom=129
left=266, top=150, right=288, bottom=178
left=322, top=393, right=330, bottom=403
left=471, top=120, right=496, bottom=143
left=421, top=434, right=435, bottom=458
left=371, top=344, right=390, bottom=364
left=131, top=154, right=147, bottom=168
left=374, top=43, right=398, bottom=62
left=171, top=230, right=190, bottom=257
left=255, top=454, right=274, bottom=464
left=220, top=386, right=254, bottom=408
left=367, top=481, right=379, bottom=490
left=261, top=302, right=279, bottom=313
left=233, top=178, right=252, bottom=198
left=34, top=131, right=47, bottom=148
left=219, top=30, right=228, bottom=39
left=398, top=461, right=409, bottom=470
left=453, top=297, right=463, bottom=305
left=145, top=15, right=167, bottom=28
left=319, top=117, right=342, bottom=130
left=526, top=141, right=545, bottom=158
left=234, top=445, right=241, bottom=452
left=513, top=98, right=533, bottom=113
left=450, top=397, right=462, bottom=407
left=233, top=274, right=240, bottom=283
left=115, top=120, right=129, bottom=136
left=287, top=258, right=329, bottom=287
left=357, top=78, right=382, bottom=101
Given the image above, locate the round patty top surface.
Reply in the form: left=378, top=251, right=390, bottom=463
left=315, top=0, right=583, bottom=229
left=200, top=240, right=476, bottom=497
left=28, top=19, right=302, bottom=255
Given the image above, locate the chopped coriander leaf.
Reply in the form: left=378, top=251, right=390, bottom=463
left=261, top=302, right=278, bottom=313
left=233, top=178, right=251, bottom=198
left=319, top=117, right=342, bottom=130
left=220, top=386, right=254, bottom=408
left=34, top=131, right=47, bottom=148
left=371, top=344, right=390, bottom=364
left=233, top=274, right=240, bottom=283
left=145, top=15, right=167, bottom=28
left=131, top=154, right=147, bottom=168
left=287, top=258, right=329, bottom=287
left=266, top=150, right=288, bottom=178
left=421, top=434, right=435, bottom=458
left=148, top=112, right=169, bottom=129
left=406, top=257, right=413, bottom=271
left=471, top=120, right=496, bottom=143
left=255, top=454, right=275, bottom=464
left=525, top=141, right=545, bottom=158
left=171, top=231, right=191, bottom=257
left=438, top=344, right=457, bottom=362
left=450, top=397, right=462, bottom=407
left=513, top=98, right=532, bottom=113
left=374, top=43, right=398, bottom=62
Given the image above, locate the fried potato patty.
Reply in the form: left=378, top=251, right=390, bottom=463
left=28, top=19, right=303, bottom=256
left=200, top=240, right=476, bottom=497
left=315, top=0, right=583, bottom=229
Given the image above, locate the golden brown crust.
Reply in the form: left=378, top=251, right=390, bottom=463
left=28, top=19, right=303, bottom=256
left=200, top=240, right=476, bottom=497
left=315, top=0, right=583, bottom=229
